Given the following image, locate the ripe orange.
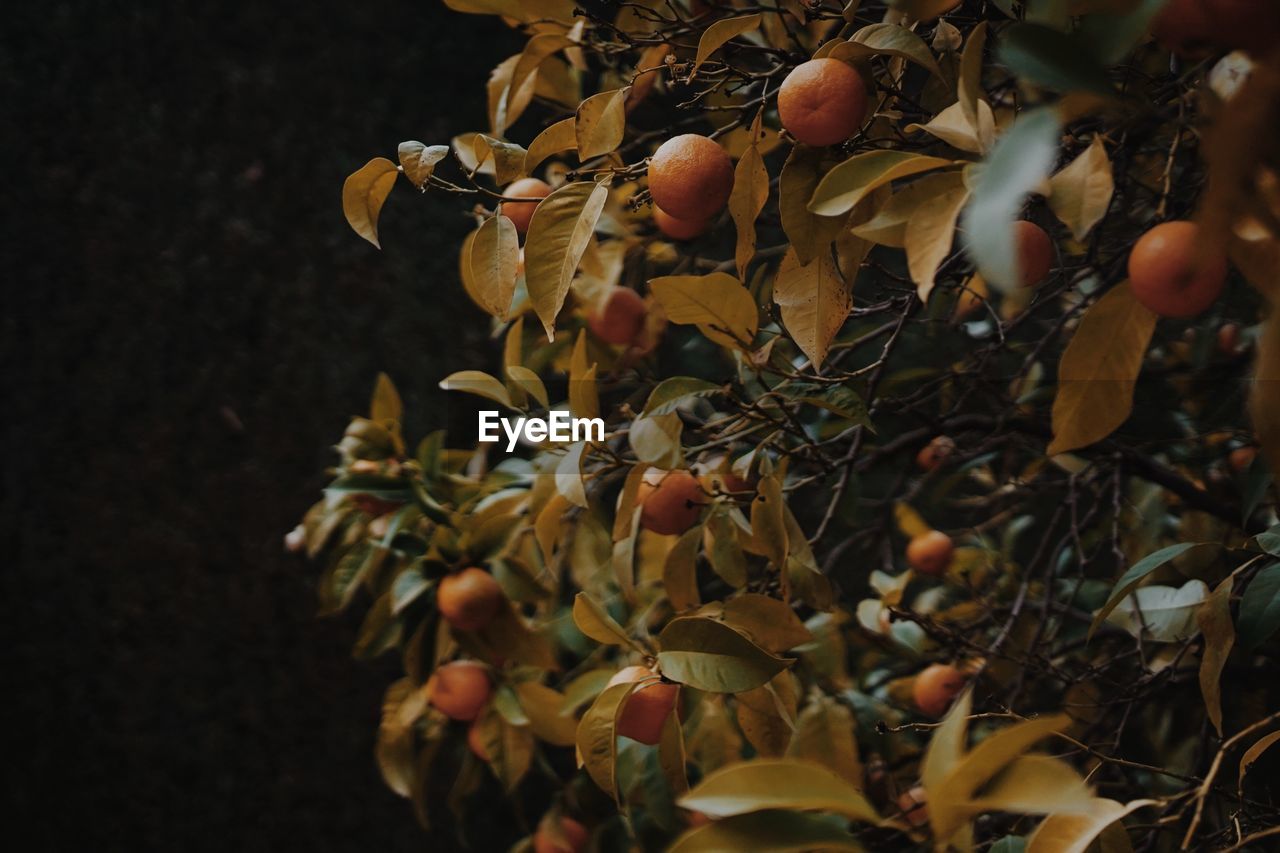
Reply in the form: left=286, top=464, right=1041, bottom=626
left=607, top=665, right=679, bottom=745
left=428, top=660, right=492, bottom=721
left=1014, top=221, right=1054, bottom=288
left=1128, top=221, right=1228, bottom=318
left=437, top=567, right=505, bottom=631
left=915, top=436, right=956, bottom=472
left=906, top=530, right=955, bottom=576
left=533, top=816, right=590, bottom=853
left=501, top=177, right=552, bottom=235
left=778, top=59, right=868, bottom=147
left=588, top=288, right=648, bottom=346
left=896, top=786, right=929, bottom=828
left=1229, top=446, right=1257, bottom=472
left=637, top=468, right=706, bottom=535
left=654, top=206, right=711, bottom=241
left=912, top=663, right=967, bottom=717
left=648, top=134, right=734, bottom=222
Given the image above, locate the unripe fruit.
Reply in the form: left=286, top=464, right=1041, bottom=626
left=1229, top=446, right=1257, bottom=472
left=588, top=288, right=648, bottom=346
left=906, top=530, right=955, bottom=576
left=648, top=134, right=735, bottom=222
left=607, top=665, right=679, bottom=745
left=912, top=663, right=967, bottom=717
left=1128, top=221, right=1229, bottom=318
left=778, top=58, right=869, bottom=147
left=533, top=816, right=590, bottom=853
left=437, top=567, right=505, bottom=631
left=1014, top=221, right=1054, bottom=288
left=915, top=436, right=956, bottom=472
left=654, top=206, right=711, bottom=241
left=897, top=786, right=929, bottom=827
left=501, top=178, right=552, bottom=235
left=428, top=661, right=492, bottom=721
left=637, top=468, right=706, bottom=535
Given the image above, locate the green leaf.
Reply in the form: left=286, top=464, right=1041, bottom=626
left=678, top=758, right=879, bottom=823
left=809, top=151, right=954, bottom=218
left=342, top=157, right=399, bottom=249
left=1238, top=562, right=1280, bottom=650
left=1089, top=543, right=1210, bottom=639
left=525, top=181, right=610, bottom=340
left=997, top=24, right=1113, bottom=96
left=670, top=810, right=866, bottom=853
left=657, top=616, right=792, bottom=693
left=961, top=108, right=1061, bottom=292
left=644, top=377, right=722, bottom=416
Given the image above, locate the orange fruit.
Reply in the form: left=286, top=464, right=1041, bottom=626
left=607, top=665, right=679, bottom=745
left=1014, top=221, right=1054, bottom=288
left=778, top=59, right=869, bottom=147
left=912, top=663, right=967, bottom=717
left=501, top=177, right=552, bottom=235
left=915, top=436, right=956, bottom=472
left=648, top=134, right=734, bottom=222
left=588, top=288, right=648, bottom=346
left=654, top=206, right=711, bottom=241
left=637, top=468, right=706, bottom=535
left=1128, top=221, right=1228, bottom=318
left=533, top=816, right=590, bottom=853
left=906, top=530, right=954, bottom=576
left=437, top=567, right=505, bottom=632
left=428, top=660, right=492, bottom=721
left=896, top=786, right=929, bottom=828
left=1217, top=323, right=1242, bottom=356
left=1229, top=446, right=1257, bottom=472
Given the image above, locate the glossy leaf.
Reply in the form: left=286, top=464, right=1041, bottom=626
left=657, top=616, right=792, bottom=693
left=809, top=151, right=954, bottom=218
left=525, top=181, right=610, bottom=340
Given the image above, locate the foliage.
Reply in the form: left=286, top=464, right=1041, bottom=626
left=300, top=1, right=1280, bottom=850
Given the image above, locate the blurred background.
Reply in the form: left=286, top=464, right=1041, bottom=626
left=3, top=2, right=514, bottom=848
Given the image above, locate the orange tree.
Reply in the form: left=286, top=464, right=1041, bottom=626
left=294, top=1, right=1280, bottom=850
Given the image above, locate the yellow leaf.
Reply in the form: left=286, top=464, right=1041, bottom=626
left=664, top=527, right=702, bottom=612
left=850, top=22, right=943, bottom=77
left=750, top=473, right=789, bottom=569
left=472, top=134, right=528, bottom=184
left=513, top=681, right=578, bottom=747
left=342, top=157, right=399, bottom=248
left=779, top=145, right=848, bottom=265
left=440, top=370, right=514, bottom=409
left=729, top=126, right=769, bottom=281
left=893, top=502, right=931, bottom=538
left=488, top=54, right=539, bottom=135
left=788, top=696, right=863, bottom=786
left=773, top=247, right=849, bottom=370
left=922, top=688, right=971, bottom=794
left=966, top=754, right=1094, bottom=815
left=1197, top=575, right=1235, bottom=736
left=535, top=492, right=572, bottom=564
left=692, top=14, right=763, bottom=76
left=1048, top=282, right=1156, bottom=456
left=569, top=330, right=599, bottom=420
left=1048, top=136, right=1114, bottom=240
left=853, top=172, right=968, bottom=248
left=469, top=214, right=520, bottom=320
left=649, top=273, right=759, bottom=350
left=1239, top=729, right=1280, bottom=791
left=630, top=413, right=684, bottom=468
left=506, top=365, right=549, bottom=408
left=525, top=181, right=610, bottom=340
left=525, top=117, right=578, bottom=176
left=1027, top=799, right=1156, bottom=853
left=504, top=34, right=574, bottom=124
left=575, top=88, right=629, bottom=160
left=576, top=680, right=636, bottom=800
left=396, top=142, right=449, bottom=189
left=370, top=372, right=403, bottom=424
left=809, top=150, right=955, bottom=217
left=658, top=711, right=690, bottom=795
left=677, top=758, right=879, bottom=823
left=555, top=441, right=589, bottom=508
left=572, top=592, right=632, bottom=646
left=904, top=181, right=970, bottom=303
left=958, top=21, right=989, bottom=141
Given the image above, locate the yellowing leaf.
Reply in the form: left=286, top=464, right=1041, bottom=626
left=469, top=214, right=520, bottom=320
left=525, top=181, right=610, bottom=340
left=788, top=697, right=863, bottom=786
left=472, top=134, right=528, bottom=184
left=535, top=492, right=571, bottom=564
left=370, top=372, right=403, bottom=425
left=440, top=370, right=514, bottom=409
left=506, top=365, right=549, bottom=408
left=850, top=23, right=943, bottom=78
left=572, top=592, right=633, bottom=647
left=569, top=331, right=599, bottom=421
left=513, top=681, right=578, bottom=747
left=630, top=412, right=684, bottom=468
left=721, top=593, right=812, bottom=653
left=576, top=680, right=635, bottom=800
left=649, top=273, right=759, bottom=350
left=1197, top=575, right=1235, bottom=736
left=893, top=502, right=931, bottom=538
left=575, top=88, right=629, bottom=160
left=730, top=128, right=769, bottom=281
left=693, top=14, right=762, bottom=76
left=1239, top=729, right=1280, bottom=790
left=488, top=53, right=540, bottom=135
left=780, top=145, right=849, bottom=265
left=342, top=157, right=399, bottom=248
left=904, top=180, right=970, bottom=302
left=657, top=616, right=791, bottom=693
left=397, top=142, right=449, bottom=189
left=525, top=117, right=578, bottom=175
left=1048, top=282, right=1156, bottom=456
left=922, top=687, right=971, bottom=794
left=773, top=247, right=848, bottom=370
left=659, top=710, right=690, bottom=795
left=750, top=473, right=789, bottom=569
left=967, top=754, right=1094, bottom=815
left=664, top=527, right=702, bottom=612
left=809, top=151, right=954, bottom=218
left=1048, top=136, right=1114, bottom=240
left=555, top=441, right=589, bottom=507
left=471, top=705, right=534, bottom=791
left=504, top=34, right=574, bottom=123
left=905, top=101, right=993, bottom=154
left=677, top=758, right=879, bottom=823
left=1027, top=799, right=1156, bottom=853
left=670, top=811, right=865, bottom=853
left=959, top=21, right=989, bottom=140
left=852, top=172, right=968, bottom=248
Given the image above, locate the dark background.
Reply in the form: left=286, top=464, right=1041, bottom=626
left=3, top=2, right=515, bottom=848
